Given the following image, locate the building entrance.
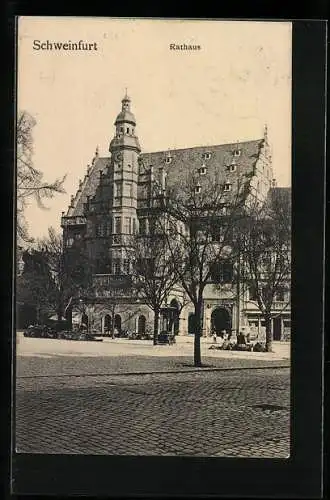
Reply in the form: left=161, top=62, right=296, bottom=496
left=273, top=317, right=282, bottom=341
left=103, top=314, right=112, bottom=335
left=169, top=299, right=180, bottom=335
left=211, top=307, right=231, bottom=335
left=137, top=315, right=146, bottom=334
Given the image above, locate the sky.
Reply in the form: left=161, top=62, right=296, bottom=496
left=18, top=17, right=292, bottom=240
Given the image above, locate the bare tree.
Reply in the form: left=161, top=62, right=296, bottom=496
left=161, top=167, right=249, bottom=366
left=37, top=226, right=90, bottom=321
left=17, top=111, right=66, bottom=243
left=128, top=214, right=178, bottom=345
left=16, top=248, right=57, bottom=323
left=239, top=189, right=291, bottom=352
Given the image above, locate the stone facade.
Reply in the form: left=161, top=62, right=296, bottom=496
left=61, top=94, right=290, bottom=340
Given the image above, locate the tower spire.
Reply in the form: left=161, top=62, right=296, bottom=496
left=264, top=123, right=268, bottom=143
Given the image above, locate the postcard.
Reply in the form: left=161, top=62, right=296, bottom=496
left=13, top=16, right=325, bottom=498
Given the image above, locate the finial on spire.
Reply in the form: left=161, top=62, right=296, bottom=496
left=122, top=88, right=130, bottom=102
left=264, top=123, right=268, bottom=140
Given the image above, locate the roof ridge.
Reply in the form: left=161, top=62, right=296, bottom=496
left=141, top=138, right=264, bottom=155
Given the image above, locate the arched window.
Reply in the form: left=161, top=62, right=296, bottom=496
left=137, top=315, right=146, bottom=334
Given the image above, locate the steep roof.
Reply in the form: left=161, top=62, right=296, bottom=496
left=67, top=139, right=265, bottom=217
left=140, top=139, right=264, bottom=186
left=67, top=157, right=109, bottom=217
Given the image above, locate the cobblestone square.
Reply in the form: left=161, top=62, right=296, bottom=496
left=16, top=346, right=290, bottom=458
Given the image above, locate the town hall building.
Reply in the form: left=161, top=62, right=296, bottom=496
left=61, top=94, right=291, bottom=341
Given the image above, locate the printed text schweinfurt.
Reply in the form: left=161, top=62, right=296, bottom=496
left=33, top=40, right=98, bottom=51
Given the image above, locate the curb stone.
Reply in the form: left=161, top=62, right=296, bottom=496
left=17, top=363, right=290, bottom=379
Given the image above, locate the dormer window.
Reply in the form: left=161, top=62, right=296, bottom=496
left=195, top=185, right=201, bottom=194
left=229, top=163, right=236, bottom=172
left=224, top=182, right=232, bottom=192
left=234, top=149, right=241, bottom=157
left=202, top=152, right=211, bottom=160
left=199, top=166, right=207, bottom=175
left=165, top=156, right=172, bottom=164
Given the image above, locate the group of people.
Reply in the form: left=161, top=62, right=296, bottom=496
left=212, top=329, right=250, bottom=348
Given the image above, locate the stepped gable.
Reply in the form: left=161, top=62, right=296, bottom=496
left=139, top=139, right=264, bottom=192
left=69, top=157, right=109, bottom=217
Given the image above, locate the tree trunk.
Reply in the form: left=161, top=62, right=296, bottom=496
left=265, top=313, right=273, bottom=352
left=57, top=299, right=64, bottom=321
left=193, top=301, right=203, bottom=367
left=111, top=308, right=115, bottom=339
left=153, top=308, right=159, bottom=345
left=65, top=305, right=73, bottom=330
left=57, top=287, right=64, bottom=321
left=36, top=305, right=41, bottom=324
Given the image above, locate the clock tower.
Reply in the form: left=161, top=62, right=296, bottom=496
left=107, top=93, right=141, bottom=276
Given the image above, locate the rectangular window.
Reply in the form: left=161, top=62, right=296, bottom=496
left=124, top=217, right=131, bottom=234
left=108, top=219, right=113, bottom=235
left=115, top=217, right=121, bottom=234
left=66, top=237, right=74, bottom=248
left=114, top=183, right=122, bottom=198
left=222, top=262, right=233, bottom=283
left=209, top=262, right=233, bottom=283
left=132, top=218, right=136, bottom=234
left=249, top=285, right=258, bottom=301
left=113, top=259, right=121, bottom=275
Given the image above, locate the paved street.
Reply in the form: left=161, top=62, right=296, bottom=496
left=16, top=367, right=290, bottom=458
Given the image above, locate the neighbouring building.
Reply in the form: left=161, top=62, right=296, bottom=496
left=61, top=94, right=291, bottom=340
